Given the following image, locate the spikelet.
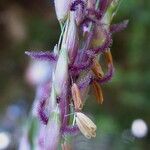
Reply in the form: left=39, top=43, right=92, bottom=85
left=76, top=112, right=97, bottom=139
left=54, top=46, right=68, bottom=96
left=91, top=59, right=104, bottom=79
left=71, top=83, right=83, bottom=111
left=92, top=80, right=104, bottom=104
left=104, top=48, right=113, bottom=65
left=62, top=12, right=79, bottom=64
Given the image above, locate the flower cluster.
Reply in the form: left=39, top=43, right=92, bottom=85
left=20, top=0, right=128, bottom=149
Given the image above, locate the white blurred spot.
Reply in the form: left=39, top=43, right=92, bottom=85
left=0, top=132, right=10, bottom=149
left=131, top=119, right=148, bottom=138
left=26, top=60, right=53, bottom=85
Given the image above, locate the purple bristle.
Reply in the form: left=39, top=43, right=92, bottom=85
left=25, top=51, right=57, bottom=61
left=110, top=20, right=129, bottom=33
left=97, top=64, right=115, bottom=84
left=70, top=59, right=93, bottom=73
left=78, top=72, right=93, bottom=90
left=38, top=99, right=48, bottom=125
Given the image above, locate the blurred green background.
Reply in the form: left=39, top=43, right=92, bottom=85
left=0, top=0, right=149, bottom=149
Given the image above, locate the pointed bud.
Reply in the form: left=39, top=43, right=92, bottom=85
left=76, top=112, right=97, bottom=139
left=62, top=13, right=79, bottom=64
left=54, top=46, right=68, bottom=96
left=67, top=13, right=79, bottom=64
left=47, top=83, right=57, bottom=114
left=54, top=0, right=71, bottom=22
left=71, top=83, right=83, bottom=111
left=45, top=106, right=61, bottom=150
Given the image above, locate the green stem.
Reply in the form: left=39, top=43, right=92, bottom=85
left=57, top=21, right=67, bottom=51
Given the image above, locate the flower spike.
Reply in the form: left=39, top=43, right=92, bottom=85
left=22, top=0, right=128, bottom=149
